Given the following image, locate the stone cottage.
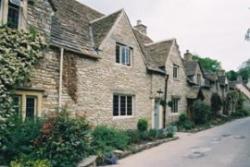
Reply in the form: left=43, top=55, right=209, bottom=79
left=1, top=0, right=188, bottom=129
left=0, top=0, right=229, bottom=129
left=183, top=50, right=229, bottom=115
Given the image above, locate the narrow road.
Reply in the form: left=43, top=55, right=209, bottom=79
left=114, top=117, right=250, bottom=167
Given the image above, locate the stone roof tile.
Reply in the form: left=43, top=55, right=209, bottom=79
left=91, top=10, right=123, bottom=48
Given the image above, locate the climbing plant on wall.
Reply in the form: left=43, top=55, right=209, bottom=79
left=0, top=26, right=46, bottom=149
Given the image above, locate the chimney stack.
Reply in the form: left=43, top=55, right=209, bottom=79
left=134, top=20, right=147, bottom=35
left=217, top=69, right=225, bottom=76
left=184, top=50, right=193, bottom=61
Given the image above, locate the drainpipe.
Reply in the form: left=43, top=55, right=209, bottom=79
left=58, top=47, right=64, bottom=111
left=163, top=74, right=169, bottom=128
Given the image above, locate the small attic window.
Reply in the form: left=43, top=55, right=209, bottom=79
left=116, top=43, right=133, bottom=66
left=173, top=64, right=179, bottom=79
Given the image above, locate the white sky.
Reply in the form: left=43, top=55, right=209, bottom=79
left=78, top=0, right=250, bottom=71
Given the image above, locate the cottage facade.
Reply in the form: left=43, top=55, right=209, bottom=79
left=1, top=0, right=230, bottom=129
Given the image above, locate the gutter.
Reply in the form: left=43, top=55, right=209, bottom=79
left=58, top=47, right=64, bottom=111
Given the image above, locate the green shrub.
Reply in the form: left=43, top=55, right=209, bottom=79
left=91, top=126, right=129, bottom=165
left=0, top=117, right=43, bottom=164
left=34, top=111, right=91, bottom=167
left=177, top=113, right=194, bottom=130
left=192, top=100, right=211, bottom=125
left=126, top=130, right=141, bottom=144
left=231, top=109, right=249, bottom=118
left=91, top=126, right=129, bottom=151
left=10, top=158, right=51, bottom=167
left=137, top=119, right=148, bottom=132
left=211, top=93, right=222, bottom=116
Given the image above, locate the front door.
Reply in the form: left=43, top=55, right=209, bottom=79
left=154, top=99, right=161, bottom=129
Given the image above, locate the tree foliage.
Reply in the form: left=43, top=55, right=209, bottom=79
left=192, top=55, right=221, bottom=72
left=238, top=59, right=250, bottom=82
left=226, top=70, right=238, bottom=81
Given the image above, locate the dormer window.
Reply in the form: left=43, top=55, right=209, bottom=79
left=173, top=64, right=179, bottom=79
left=7, top=0, right=20, bottom=29
left=116, top=43, right=133, bottom=66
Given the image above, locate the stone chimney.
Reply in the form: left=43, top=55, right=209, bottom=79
left=184, top=50, right=193, bottom=61
left=217, top=69, right=225, bottom=76
left=134, top=20, right=147, bottom=35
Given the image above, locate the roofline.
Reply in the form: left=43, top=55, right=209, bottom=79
left=90, top=9, right=124, bottom=24
left=49, top=44, right=101, bottom=59
left=145, top=38, right=176, bottom=46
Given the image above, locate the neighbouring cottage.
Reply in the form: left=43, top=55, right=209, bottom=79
left=183, top=50, right=230, bottom=114
left=0, top=0, right=231, bottom=129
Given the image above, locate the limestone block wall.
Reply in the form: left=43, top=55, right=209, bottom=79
left=27, top=0, right=53, bottom=40
left=75, top=14, right=152, bottom=129
left=165, top=44, right=188, bottom=123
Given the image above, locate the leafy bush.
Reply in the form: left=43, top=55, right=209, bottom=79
left=34, top=111, right=92, bottom=167
left=192, top=100, right=211, bottom=125
left=126, top=130, right=141, bottom=144
left=211, top=93, right=222, bottom=116
left=91, top=126, right=129, bottom=165
left=0, top=117, right=43, bottom=164
left=137, top=119, right=148, bottom=132
left=10, top=158, right=51, bottom=167
left=91, top=126, right=129, bottom=151
left=176, top=113, right=194, bottom=130
left=231, top=109, right=249, bottom=118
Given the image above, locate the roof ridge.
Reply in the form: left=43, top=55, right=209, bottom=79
left=145, top=38, right=176, bottom=46
left=90, top=9, right=124, bottom=24
left=74, top=0, right=104, bottom=16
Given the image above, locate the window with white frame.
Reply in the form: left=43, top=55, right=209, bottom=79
left=113, top=94, right=133, bottom=117
left=171, top=97, right=179, bottom=113
left=173, top=64, right=179, bottom=79
left=116, top=43, right=133, bottom=66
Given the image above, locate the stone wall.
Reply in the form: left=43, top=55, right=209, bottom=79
left=30, top=49, right=60, bottom=116
left=75, top=13, right=152, bottom=129
left=27, top=0, right=54, bottom=40
left=165, top=43, right=188, bottom=123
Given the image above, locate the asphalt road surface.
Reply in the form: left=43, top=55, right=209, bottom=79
left=114, top=117, right=250, bottom=167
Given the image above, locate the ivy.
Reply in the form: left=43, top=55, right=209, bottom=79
left=0, top=26, right=46, bottom=150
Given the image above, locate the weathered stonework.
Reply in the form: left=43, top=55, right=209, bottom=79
left=75, top=13, right=152, bottom=129
left=165, top=43, right=188, bottom=123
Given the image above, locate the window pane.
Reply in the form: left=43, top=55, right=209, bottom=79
left=127, top=96, right=132, bottom=115
left=120, top=96, right=126, bottom=115
left=7, top=2, right=19, bottom=29
left=13, top=95, right=21, bottom=115
left=122, top=47, right=126, bottom=65
left=113, top=95, right=119, bottom=116
left=116, top=45, right=120, bottom=63
left=173, top=67, right=178, bottom=78
left=26, top=97, right=36, bottom=119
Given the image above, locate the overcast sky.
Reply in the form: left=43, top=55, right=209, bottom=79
left=78, top=0, right=250, bottom=71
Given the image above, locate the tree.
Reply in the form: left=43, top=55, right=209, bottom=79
left=238, top=59, right=250, bottom=82
left=192, top=55, right=221, bottom=72
left=226, top=70, right=238, bottom=81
